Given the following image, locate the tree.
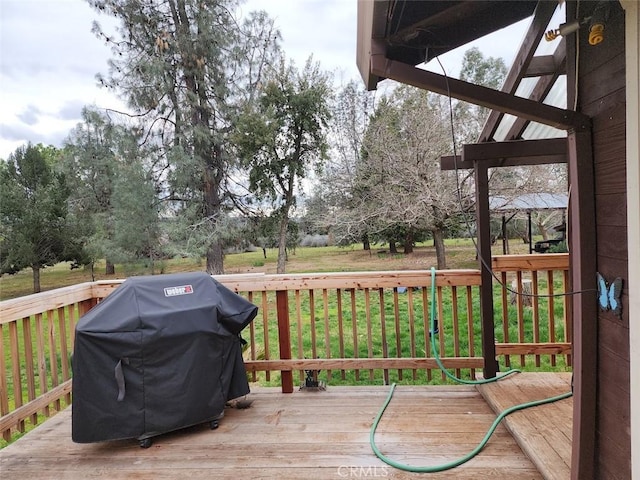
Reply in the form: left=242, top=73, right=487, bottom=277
left=63, top=108, right=163, bottom=275
left=310, top=80, right=376, bottom=249
left=63, top=108, right=120, bottom=274
left=456, top=47, right=508, bottom=145
left=110, top=152, right=164, bottom=270
left=0, top=144, right=76, bottom=293
left=234, top=58, right=331, bottom=273
left=351, top=87, right=460, bottom=268
left=88, top=0, right=280, bottom=274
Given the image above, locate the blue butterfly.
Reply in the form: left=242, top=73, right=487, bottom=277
left=597, top=272, right=623, bottom=317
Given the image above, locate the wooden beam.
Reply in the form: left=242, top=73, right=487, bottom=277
left=440, top=138, right=568, bottom=171
left=479, top=0, right=560, bottom=141
left=475, top=163, right=498, bottom=378
left=525, top=40, right=567, bottom=77
left=371, top=54, right=590, bottom=131
left=525, top=55, right=559, bottom=77
left=463, top=138, right=567, bottom=161
left=441, top=154, right=566, bottom=170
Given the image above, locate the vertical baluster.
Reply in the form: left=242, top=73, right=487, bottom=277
left=501, top=271, right=510, bottom=368
left=437, top=285, right=446, bottom=381
left=8, top=321, right=23, bottom=432
left=68, top=302, right=77, bottom=351
left=336, top=289, right=346, bottom=380
left=0, top=324, right=11, bottom=441
left=421, top=287, right=432, bottom=381
left=547, top=270, right=557, bottom=366
left=451, top=286, right=461, bottom=378
left=532, top=270, right=541, bottom=367
left=21, top=316, right=37, bottom=424
left=466, top=286, right=476, bottom=380
left=406, top=287, right=417, bottom=381
left=350, top=288, right=359, bottom=381
left=34, top=313, right=48, bottom=418
left=378, top=288, right=389, bottom=385
left=56, top=308, right=69, bottom=401
left=392, top=288, right=402, bottom=381
left=364, top=288, right=374, bottom=381
left=57, top=307, right=71, bottom=405
left=47, top=310, right=60, bottom=411
left=261, top=291, right=270, bottom=382
left=247, top=291, right=257, bottom=383
left=309, top=289, right=317, bottom=365
left=295, top=290, right=304, bottom=383
left=322, top=289, right=332, bottom=382
left=516, top=271, right=526, bottom=367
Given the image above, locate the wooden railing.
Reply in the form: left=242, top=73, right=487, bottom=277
left=0, top=253, right=570, bottom=444
left=0, top=283, right=97, bottom=443
left=492, top=254, right=571, bottom=369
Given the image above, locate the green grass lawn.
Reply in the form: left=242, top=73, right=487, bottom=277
left=0, top=239, right=535, bottom=301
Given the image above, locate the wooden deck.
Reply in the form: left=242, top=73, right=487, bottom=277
left=478, top=372, right=573, bottom=480
left=0, top=374, right=572, bottom=479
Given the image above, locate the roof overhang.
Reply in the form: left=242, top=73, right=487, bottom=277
left=357, top=0, right=539, bottom=91
left=356, top=0, right=591, bottom=134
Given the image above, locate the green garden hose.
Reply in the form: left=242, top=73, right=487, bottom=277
left=428, top=266, right=521, bottom=385
left=369, top=267, right=573, bottom=473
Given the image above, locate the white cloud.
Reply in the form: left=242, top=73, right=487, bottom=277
left=0, top=0, right=123, bottom=158
left=16, top=105, right=42, bottom=126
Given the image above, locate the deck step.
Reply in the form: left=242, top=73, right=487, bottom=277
left=477, top=372, right=573, bottom=480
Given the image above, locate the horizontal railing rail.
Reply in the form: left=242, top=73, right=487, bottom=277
left=0, top=253, right=570, bottom=444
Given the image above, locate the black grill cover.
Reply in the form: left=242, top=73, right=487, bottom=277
left=72, top=272, right=258, bottom=443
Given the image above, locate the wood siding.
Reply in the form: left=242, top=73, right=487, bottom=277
left=578, top=2, right=631, bottom=478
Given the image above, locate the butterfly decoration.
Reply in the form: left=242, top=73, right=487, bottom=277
left=596, top=272, right=623, bottom=318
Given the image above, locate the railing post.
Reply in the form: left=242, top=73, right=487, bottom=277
left=276, top=290, right=293, bottom=393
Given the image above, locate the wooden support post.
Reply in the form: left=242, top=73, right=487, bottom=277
left=276, top=290, right=294, bottom=393
left=502, top=215, right=508, bottom=255
left=528, top=210, right=533, bottom=254
left=568, top=127, right=597, bottom=480
left=475, top=163, right=498, bottom=378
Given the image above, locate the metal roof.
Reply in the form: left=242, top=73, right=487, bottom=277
left=489, top=192, right=568, bottom=212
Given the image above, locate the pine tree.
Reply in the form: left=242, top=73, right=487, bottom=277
left=88, top=0, right=279, bottom=273
left=0, top=144, right=76, bottom=292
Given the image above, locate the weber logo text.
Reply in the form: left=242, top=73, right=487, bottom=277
left=164, top=285, right=194, bottom=297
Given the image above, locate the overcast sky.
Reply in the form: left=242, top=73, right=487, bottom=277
left=0, top=0, right=532, bottom=160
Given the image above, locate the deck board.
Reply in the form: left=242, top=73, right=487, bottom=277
left=0, top=379, right=559, bottom=479
left=477, top=372, right=573, bottom=480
